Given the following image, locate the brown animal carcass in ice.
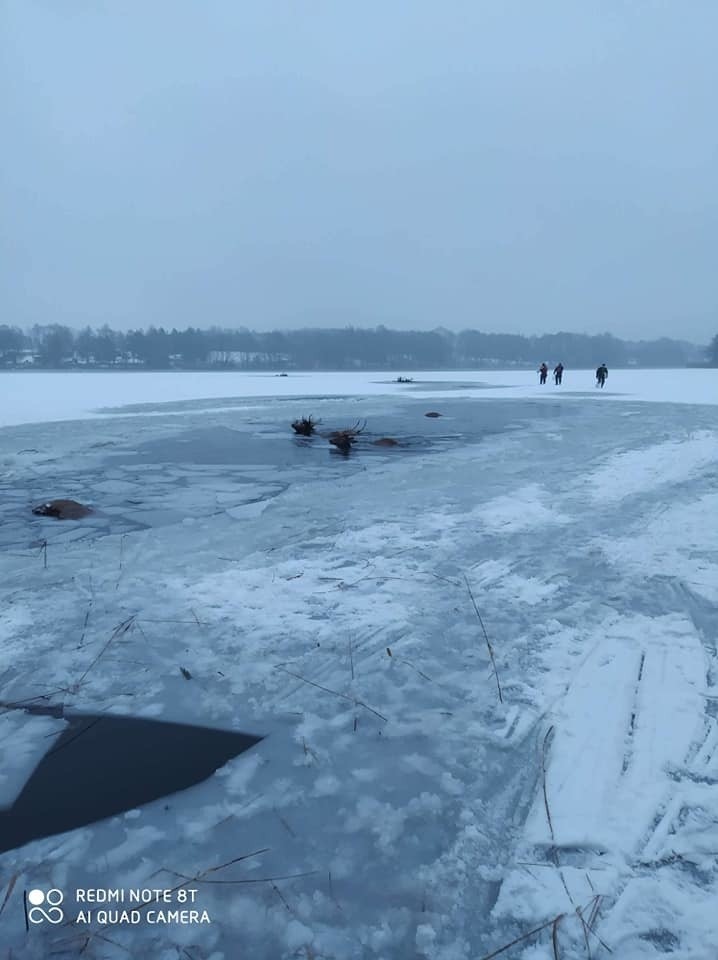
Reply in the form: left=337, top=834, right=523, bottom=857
left=32, top=499, right=93, bottom=520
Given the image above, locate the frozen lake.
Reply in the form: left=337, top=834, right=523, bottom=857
left=2, top=366, right=717, bottom=427
left=1, top=369, right=718, bottom=958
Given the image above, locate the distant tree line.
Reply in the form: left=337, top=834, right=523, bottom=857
left=0, top=322, right=707, bottom=370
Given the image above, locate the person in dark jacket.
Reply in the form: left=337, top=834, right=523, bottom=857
left=596, top=364, right=608, bottom=388
left=553, top=362, right=564, bottom=385
left=538, top=362, right=548, bottom=385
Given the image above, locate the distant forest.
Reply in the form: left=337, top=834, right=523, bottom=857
left=0, top=323, right=709, bottom=371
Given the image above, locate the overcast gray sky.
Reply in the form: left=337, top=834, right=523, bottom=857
left=2, top=1, right=716, bottom=341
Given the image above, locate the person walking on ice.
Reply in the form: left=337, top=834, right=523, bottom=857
left=596, top=363, right=608, bottom=388
left=553, top=362, right=564, bottom=385
left=538, top=362, right=548, bottom=385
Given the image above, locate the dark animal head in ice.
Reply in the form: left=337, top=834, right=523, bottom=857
left=32, top=499, right=93, bottom=520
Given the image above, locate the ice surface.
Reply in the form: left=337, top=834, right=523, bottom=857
left=1, top=370, right=717, bottom=958
left=2, top=367, right=718, bottom=428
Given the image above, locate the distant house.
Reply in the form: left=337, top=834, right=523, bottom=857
left=207, top=350, right=245, bottom=366
left=207, top=350, right=290, bottom=367
left=17, top=350, right=38, bottom=365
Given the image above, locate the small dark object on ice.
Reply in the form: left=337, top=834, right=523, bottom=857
left=424, top=411, right=442, bottom=418
left=396, top=376, right=414, bottom=383
left=292, top=416, right=318, bottom=436
left=179, top=667, right=192, bottom=680
left=32, top=499, right=93, bottom=520
left=372, top=438, right=400, bottom=447
left=328, top=420, right=366, bottom=455
left=277, top=372, right=288, bottom=377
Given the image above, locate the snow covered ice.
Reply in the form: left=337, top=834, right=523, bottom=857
left=1, top=369, right=718, bottom=958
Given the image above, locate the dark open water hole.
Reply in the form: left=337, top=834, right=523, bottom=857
left=0, top=706, right=261, bottom=854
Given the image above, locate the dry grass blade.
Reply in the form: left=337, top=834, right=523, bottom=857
left=47, top=715, right=104, bottom=757
left=479, top=913, right=565, bottom=960
left=584, top=896, right=612, bottom=953
left=139, top=617, right=211, bottom=625
left=77, top=615, right=135, bottom=687
left=271, top=881, right=295, bottom=914
left=277, top=667, right=388, bottom=722
left=542, top=725, right=556, bottom=843
left=576, top=905, right=592, bottom=958
left=540, top=726, right=578, bottom=909
left=392, top=654, right=454, bottom=692
left=481, top=894, right=608, bottom=960
left=94, top=932, right=132, bottom=955
left=162, top=869, right=317, bottom=886
left=78, top=600, right=93, bottom=648
left=552, top=915, right=562, bottom=959
left=115, top=534, right=126, bottom=591
left=0, top=688, right=73, bottom=714
left=464, top=575, right=503, bottom=703
left=196, top=849, right=270, bottom=880
left=0, top=874, right=18, bottom=919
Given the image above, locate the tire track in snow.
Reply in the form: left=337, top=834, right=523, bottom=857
left=586, top=429, right=718, bottom=504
